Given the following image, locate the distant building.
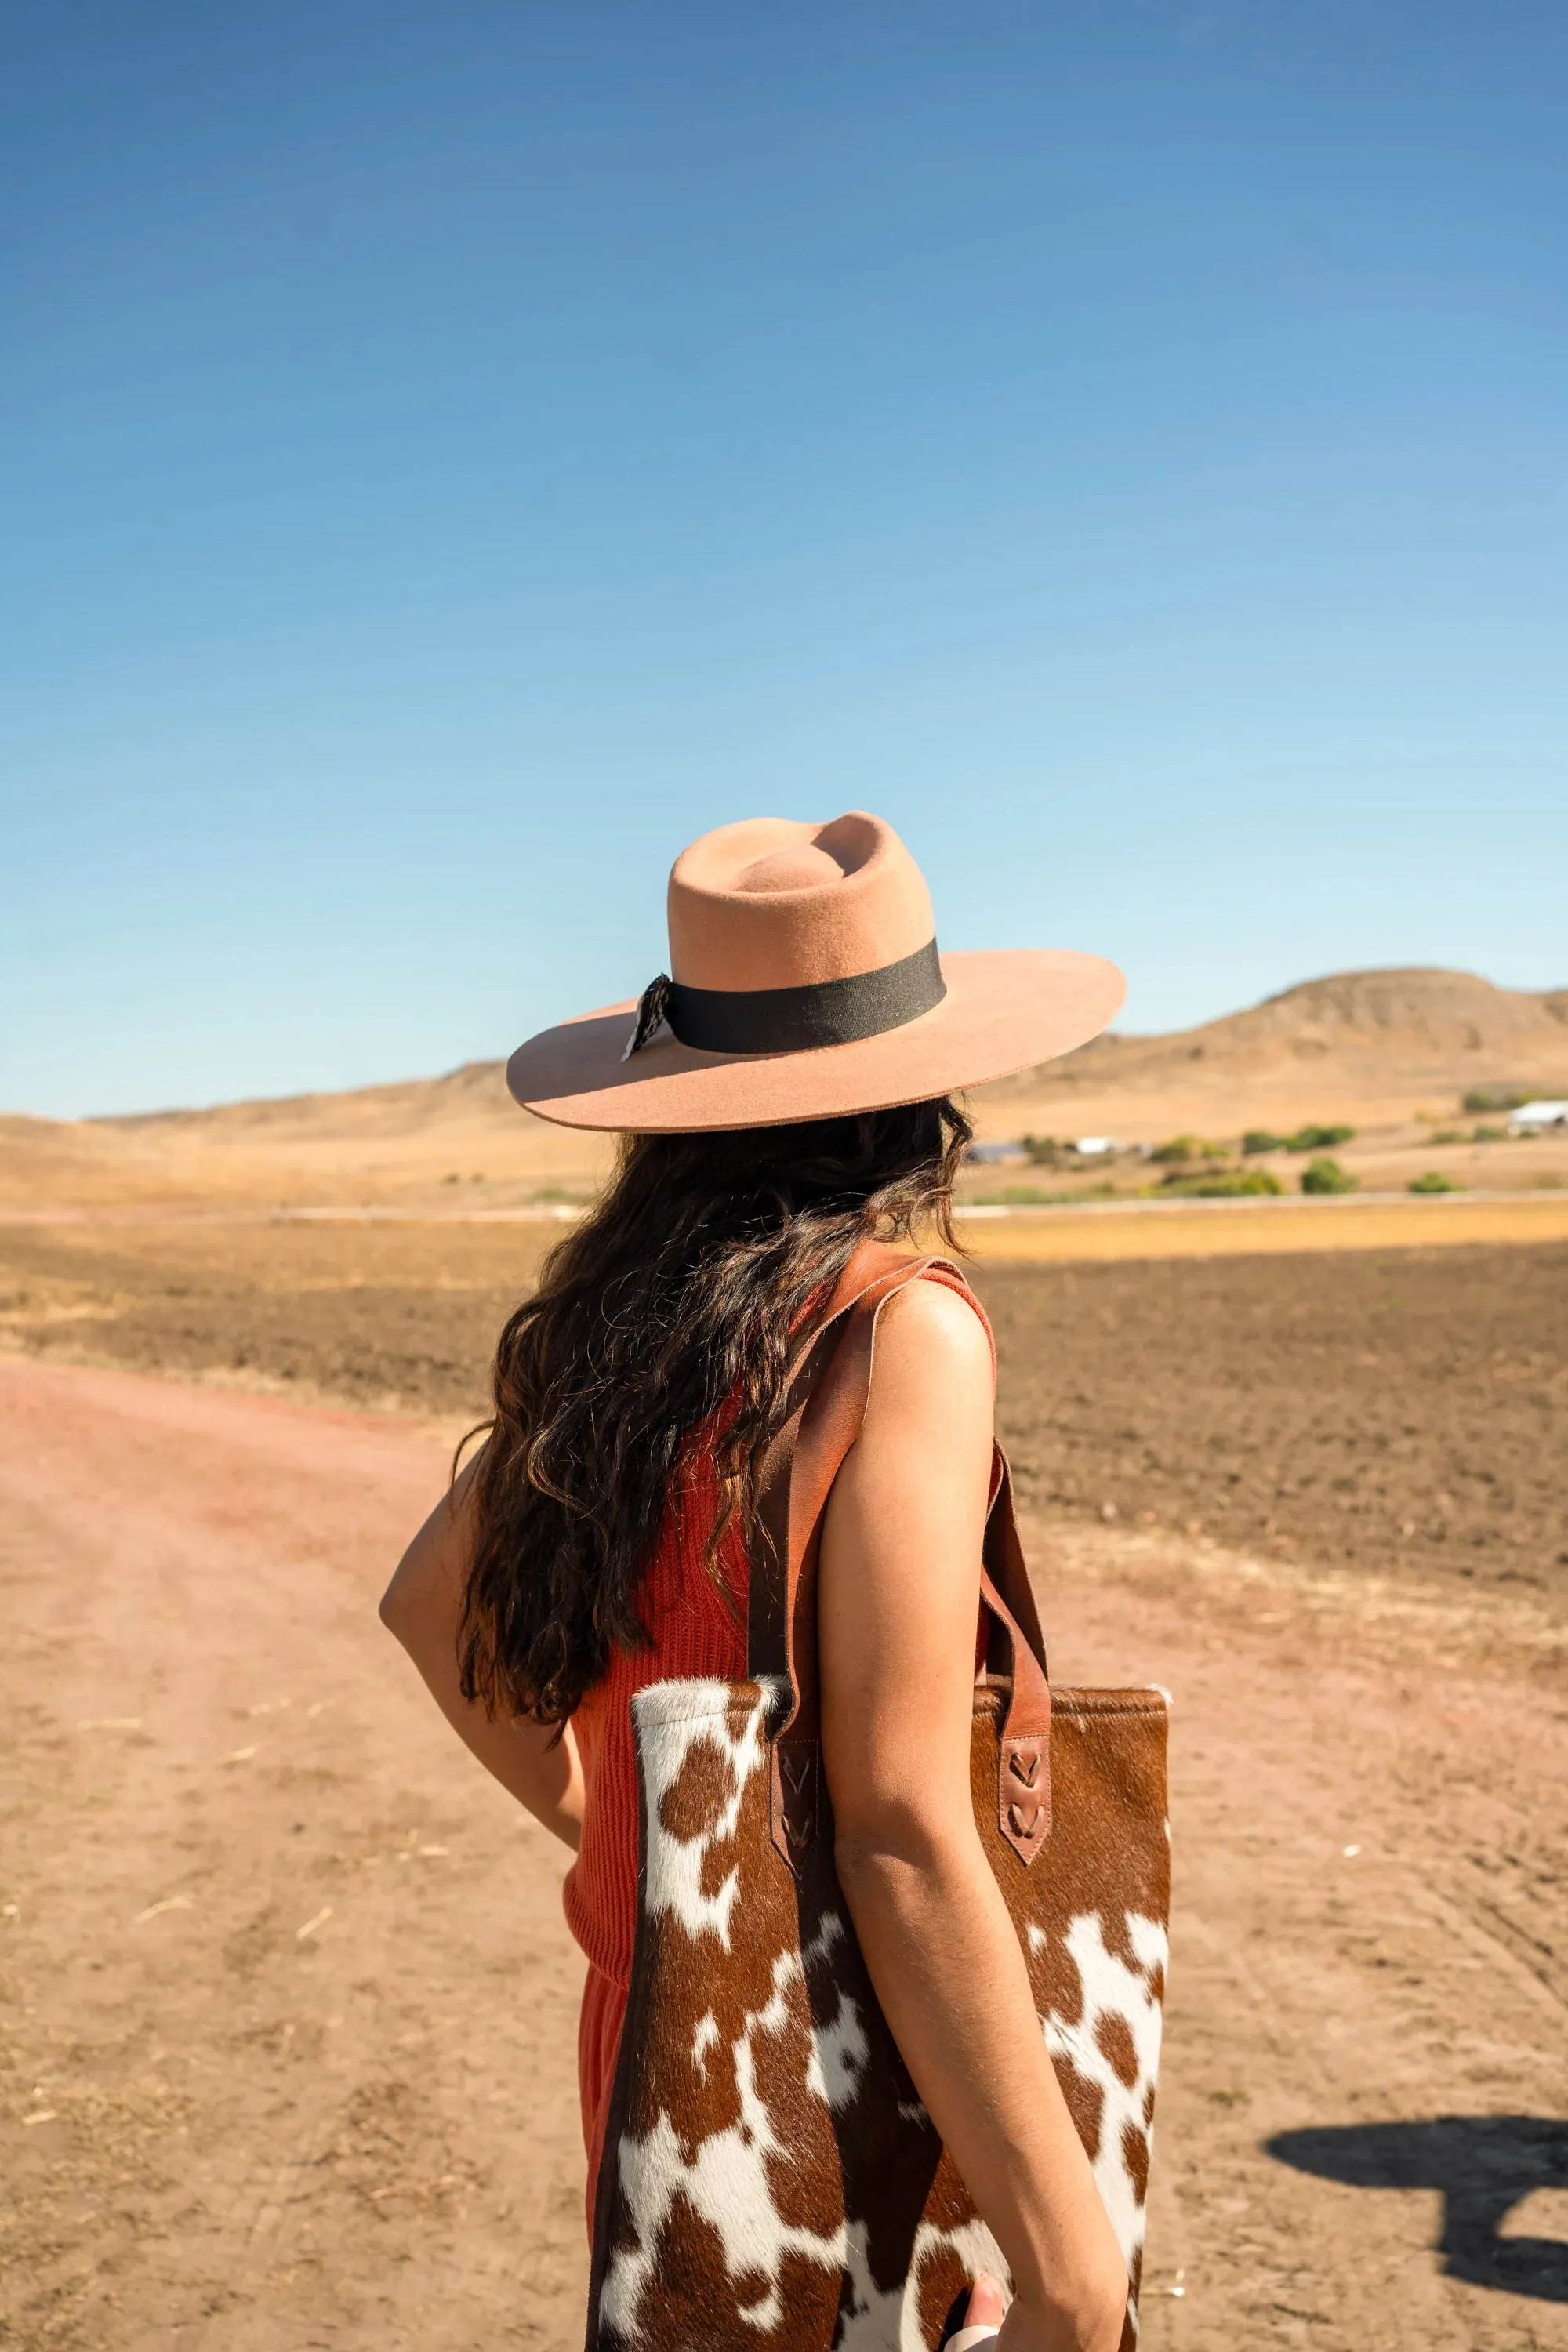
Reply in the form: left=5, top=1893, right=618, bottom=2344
left=1508, top=1100, right=1568, bottom=1133
left=1071, top=1136, right=1120, bottom=1157
left=967, top=1139, right=1031, bottom=1165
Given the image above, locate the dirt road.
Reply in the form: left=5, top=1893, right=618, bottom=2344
left=2, top=1359, right=1565, bottom=2350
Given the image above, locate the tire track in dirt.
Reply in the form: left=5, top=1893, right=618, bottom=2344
left=0, top=1361, right=585, bottom=2351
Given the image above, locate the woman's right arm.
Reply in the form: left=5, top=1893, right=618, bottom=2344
left=379, top=1452, right=585, bottom=1851
left=818, top=1279, right=1128, bottom=2352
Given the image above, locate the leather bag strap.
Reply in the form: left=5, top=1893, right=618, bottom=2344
left=747, top=1243, right=1053, bottom=1873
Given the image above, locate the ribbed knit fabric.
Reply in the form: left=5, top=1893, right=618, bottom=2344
left=567, top=1263, right=992, bottom=2227
left=564, top=1445, right=749, bottom=1991
left=566, top=1436, right=749, bottom=2223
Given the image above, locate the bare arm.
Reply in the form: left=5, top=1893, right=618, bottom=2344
left=379, top=1452, right=584, bottom=1851
left=818, top=1282, right=1127, bottom=2352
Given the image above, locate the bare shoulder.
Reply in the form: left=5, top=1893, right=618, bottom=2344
left=865, top=1273, right=994, bottom=1420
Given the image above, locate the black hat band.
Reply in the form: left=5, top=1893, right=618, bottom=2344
left=623, top=938, right=946, bottom=1061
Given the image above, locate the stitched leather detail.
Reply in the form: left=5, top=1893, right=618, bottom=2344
left=1000, top=1728, right=1052, bottom=1855
left=775, top=1741, right=818, bottom=1871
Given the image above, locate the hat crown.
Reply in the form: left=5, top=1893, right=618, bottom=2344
left=667, top=811, right=935, bottom=994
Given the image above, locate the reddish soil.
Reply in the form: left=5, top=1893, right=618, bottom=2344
left=2, top=1358, right=1564, bottom=2350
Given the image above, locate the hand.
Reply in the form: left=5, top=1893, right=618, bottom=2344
left=945, top=2277, right=1006, bottom=2352
left=950, top=2269, right=1129, bottom=2352
left=948, top=2273, right=1007, bottom=2347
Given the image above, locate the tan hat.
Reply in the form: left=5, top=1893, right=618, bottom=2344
left=506, top=811, right=1124, bottom=1131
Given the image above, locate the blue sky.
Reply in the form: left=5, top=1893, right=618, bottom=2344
left=4, top=2, right=1565, bottom=1117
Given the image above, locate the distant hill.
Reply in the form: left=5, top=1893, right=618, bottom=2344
left=97, top=1058, right=515, bottom=1142
left=91, top=968, right=1568, bottom=1138
left=978, top=967, right=1568, bottom=1109
left=4, top=1060, right=610, bottom=1212
left=5, top=967, right=1565, bottom=1210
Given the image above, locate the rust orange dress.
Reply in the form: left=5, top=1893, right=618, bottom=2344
left=563, top=1265, right=990, bottom=2227
left=564, top=1439, right=750, bottom=2225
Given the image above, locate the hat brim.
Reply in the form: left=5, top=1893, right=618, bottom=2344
left=506, top=949, right=1125, bottom=1132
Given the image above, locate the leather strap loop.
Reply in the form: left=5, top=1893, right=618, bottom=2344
left=748, top=1242, right=1054, bottom=1871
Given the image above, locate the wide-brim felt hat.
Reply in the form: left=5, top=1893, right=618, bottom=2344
left=507, top=811, right=1124, bottom=1132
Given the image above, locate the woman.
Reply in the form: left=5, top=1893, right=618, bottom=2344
left=382, top=813, right=1131, bottom=2350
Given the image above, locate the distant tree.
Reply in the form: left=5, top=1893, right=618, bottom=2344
left=1241, top=1129, right=1287, bottom=1156
left=1149, top=1134, right=1203, bottom=1163
left=1409, top=1171, right=1461, bottom=1194
left=1286, top=1123, right=1356, bottom=1152
left=1301, top=1156, right=1358, bottom=1195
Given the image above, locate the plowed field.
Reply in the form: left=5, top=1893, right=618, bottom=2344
left=3, top=1221, right=1564, bottom=1603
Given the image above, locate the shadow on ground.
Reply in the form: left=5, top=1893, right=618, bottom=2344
left=1269, top=2116, right=1568, bottom=2302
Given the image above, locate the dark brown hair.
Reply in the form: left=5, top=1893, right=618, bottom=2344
left=458, top=1095, right=971, bottom=1725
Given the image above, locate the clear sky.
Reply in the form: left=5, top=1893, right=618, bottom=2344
left=4, top=2, right=1565, bottom=1118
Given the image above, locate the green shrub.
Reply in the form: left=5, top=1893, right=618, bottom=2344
left=1020, top=1134, right=1061, bottom=1166
left=1239, top=1122, right=1356, bottom=1155
left=1428, top=1129, right=1467, bottom=1145
left=1159, top=1171, right=1285, bottom=1198
left=1149, top=1134, right=1203, bottom=1164
left=1301, top=1156, right=1358, bottom=1195
left=1461, top=1087, right=1532, bottom=1114
left=1409, top=1171, right=1461, bottom=1194
left=1286, top=1123, right=1356, bottom=1152
left=1471, top=1123, right=1508, bottom=1142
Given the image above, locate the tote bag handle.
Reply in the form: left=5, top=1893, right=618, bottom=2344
left=747, top=1244, right=1054, bottom=1876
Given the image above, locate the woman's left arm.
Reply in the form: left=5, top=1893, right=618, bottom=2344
left=379, top=1454, right=584, bottom=1850
left=818, top=1280, right=1127, bottom=2352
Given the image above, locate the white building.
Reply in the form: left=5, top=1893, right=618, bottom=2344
left=1508, top=1100, right=1568, bottom=1134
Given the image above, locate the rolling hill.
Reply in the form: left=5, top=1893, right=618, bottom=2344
left=981, top=967, right=1568, bottom=1129
left=5, top=967, right=1564, bottom=1211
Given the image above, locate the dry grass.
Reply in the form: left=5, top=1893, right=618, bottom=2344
left=953, top=1192, right=1568, bottom=1260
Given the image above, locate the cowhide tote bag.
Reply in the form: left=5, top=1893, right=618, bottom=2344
left=586, top=1247, right=1171, bottom=2352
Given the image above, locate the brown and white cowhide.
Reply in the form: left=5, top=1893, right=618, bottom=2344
left=586, top=1677, right=1170, bottom=2352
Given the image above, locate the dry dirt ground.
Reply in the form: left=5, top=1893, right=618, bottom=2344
left=2, top=1242, right=1566, bottom=2351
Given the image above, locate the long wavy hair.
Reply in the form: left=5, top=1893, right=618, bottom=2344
left=458, top=1094, right=971, bottom=1726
